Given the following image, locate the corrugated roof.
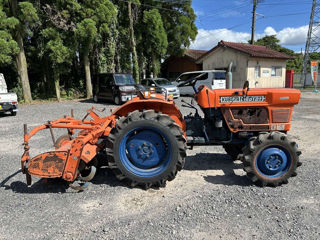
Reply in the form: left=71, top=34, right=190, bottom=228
left=198, top=40, right=294, bottom=61
left=184, top=49, right=208, bottom=61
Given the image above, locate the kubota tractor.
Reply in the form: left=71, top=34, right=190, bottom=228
left=21, top=75, right=301, bottom=189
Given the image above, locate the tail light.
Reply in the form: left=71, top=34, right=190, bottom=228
left=12, top=101, right=17, bottom=105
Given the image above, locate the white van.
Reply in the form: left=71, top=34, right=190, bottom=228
left=175, top=70, right=226, bottom=95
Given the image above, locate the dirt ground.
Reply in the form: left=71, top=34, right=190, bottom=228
left=0, top=92, right=319, bottom=240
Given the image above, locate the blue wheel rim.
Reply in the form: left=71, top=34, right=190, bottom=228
left=256, top=146, right=292, bottom=178
left=119, top=126, right=172, bottom=177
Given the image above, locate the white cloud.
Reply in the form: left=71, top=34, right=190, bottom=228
left=277, top=25, right=309, bottom=45
left=220, top=10, right=246, bottom=18
left=263, top=26, right=277, bottom=36
left=233, top=0, right=247, bottom=6
left=190, top=25, right=310, bottom=50
left=195, top=10, right=205, bottom=17
left=190, top=28, right=250, bottom=50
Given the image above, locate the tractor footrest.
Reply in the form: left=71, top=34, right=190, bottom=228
left=28, top=151, right=68, bottom=178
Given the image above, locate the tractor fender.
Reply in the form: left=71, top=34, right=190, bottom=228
left=112, top=99, right=186, bottom=132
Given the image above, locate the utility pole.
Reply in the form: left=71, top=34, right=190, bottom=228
left=301, top=0, right=320, bottom=88
left=251, top=0, right=257, bottom=44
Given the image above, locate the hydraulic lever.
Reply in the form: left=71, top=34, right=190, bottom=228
left=181, top=99, right=200, bottom=117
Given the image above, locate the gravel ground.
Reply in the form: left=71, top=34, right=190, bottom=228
left=0, top=92, right=319, bottom=240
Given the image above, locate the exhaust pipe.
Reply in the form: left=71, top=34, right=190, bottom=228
left=228, top=61, right=233, bottom=89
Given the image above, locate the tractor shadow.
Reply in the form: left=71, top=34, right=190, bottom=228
left=0, top=169, right=70, bottom=194
left=1, top=178, right=69, bottom=194
left=184, top=153, right=252, bottom=187
left=93, top=153, right=253, bottom=188
left=78, top=98, right=115, bottom=105
left=91, top=167, right=132, bottom=188
left=1, top=153, right=252, bottom=193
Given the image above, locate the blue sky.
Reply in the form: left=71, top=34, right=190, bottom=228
left=191, top=0, right=312, bottom=52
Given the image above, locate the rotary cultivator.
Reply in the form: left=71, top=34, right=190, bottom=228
left=21, top=77, right=302, bottom=190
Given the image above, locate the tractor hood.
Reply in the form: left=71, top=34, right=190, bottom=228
left=196, top=86, right=301, bottom=109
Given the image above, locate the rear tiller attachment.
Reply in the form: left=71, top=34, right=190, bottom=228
left=21, top=107, right=115, bottom=190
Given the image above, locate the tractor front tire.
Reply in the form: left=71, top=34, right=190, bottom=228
left=223, top=144, right=244, bottom=160
left=108, top=110, right=186, bottom=189
left=241, top=132, right=302, bottom=187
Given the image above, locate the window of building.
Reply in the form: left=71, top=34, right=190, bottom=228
left=254, top=66, right=261, bottom=78
left=271, top=67, right=282, bottom=77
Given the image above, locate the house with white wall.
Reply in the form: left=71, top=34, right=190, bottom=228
left=196, top=41, right=293, bottom=88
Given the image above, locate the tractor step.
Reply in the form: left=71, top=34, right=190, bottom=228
left=187, top=136, right=206, bottom=145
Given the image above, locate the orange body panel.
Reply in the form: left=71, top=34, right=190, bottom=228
left=195, top=86, right=301, bottom=132
left=196, top=86, right=301, bottom=108
left=113, top=97, right=186, bottom=132
left=28, top=151, right=68, bottom=178
left=81, top=144, right=99, bottom=163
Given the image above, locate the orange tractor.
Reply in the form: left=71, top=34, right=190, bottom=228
left=21, top=76, right=301, bottom=189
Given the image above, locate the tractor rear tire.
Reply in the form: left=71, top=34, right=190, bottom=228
left=223, top=144, right=244, bottom=160
left=107, top=110, right=186, bottom=189
left=240, top=132, right=302, bottom=187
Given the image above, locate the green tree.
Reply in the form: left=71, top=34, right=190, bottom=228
left=112, top=1, right=133, bottom=74
left=143, top=9, right=167, bottom=77
left=255, top=35, right=282, bottom=51
left=75, top=18, right=97, bottom=98
left=1, top=0, right=39, bottom=103
left=128, top=0, right=140, bottom=82
left=158, top=0, right=197, bottom=56
left=41, top=28, right=72, bottom=101
left=0, top=6, right=19, bottom=64
left=97, top=16, right=118, bottom=73
left=75, top=0, right=117, bottom=99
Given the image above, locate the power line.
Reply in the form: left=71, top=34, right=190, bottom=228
left=259, top=2, right=311, bottom=6
left=263, top=12, right=310, bottom=18
left=202, top=3, right=251, bottom=19
left=149, top=0, right=189, bottom=5
left=116, top=0, right=184, bottom=13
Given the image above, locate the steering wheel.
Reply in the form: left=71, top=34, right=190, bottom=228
left=135, top=84, right=147, bottom=98
left=177, top=72, right=207, bottom=88
left=243, top=80, right=249, bottom=90
left=242, top=80, right=250, bottom=97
